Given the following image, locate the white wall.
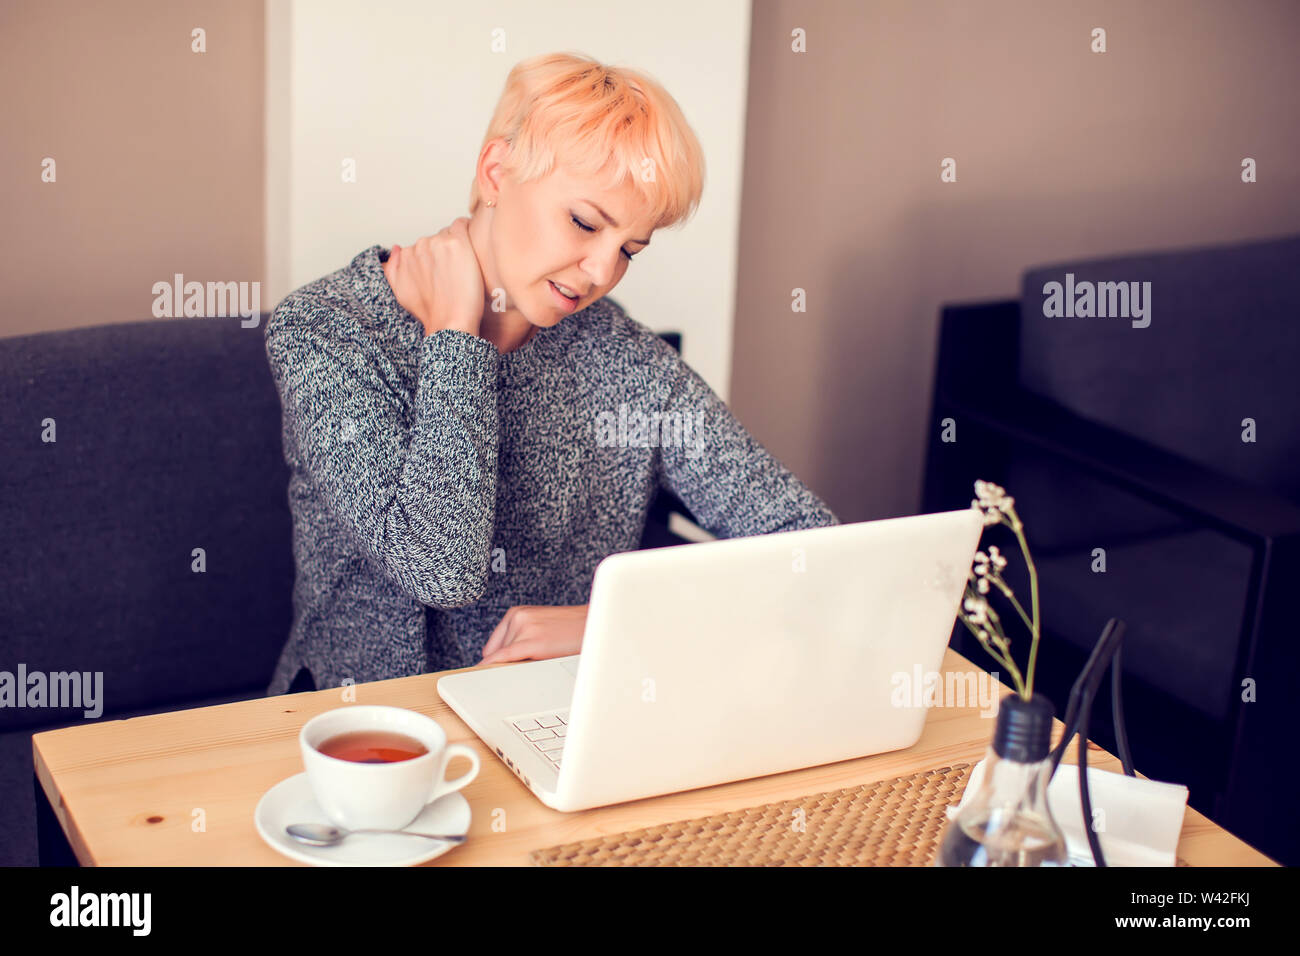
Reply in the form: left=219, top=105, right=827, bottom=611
left=265, top=0, right=751, bottom=400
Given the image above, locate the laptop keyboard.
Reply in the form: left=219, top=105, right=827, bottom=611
left=509, top=710, right=570, bottom=769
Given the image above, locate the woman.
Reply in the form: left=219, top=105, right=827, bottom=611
left=264, top=52, right=838, bottom=697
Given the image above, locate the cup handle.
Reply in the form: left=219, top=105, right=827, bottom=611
left=428, top=743, right=481, bottom=804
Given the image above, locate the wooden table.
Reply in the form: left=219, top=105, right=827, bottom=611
left=32, top=647, right=1277, bottom=866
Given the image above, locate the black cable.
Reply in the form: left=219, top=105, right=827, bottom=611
left=1075, top=687, right=1106, bottom=866
left=1111, top=644, right=1135, bottom=777
left=1049, top=619, right=1119, bottom=777
left=1043, top=617, right=1136, bottom=865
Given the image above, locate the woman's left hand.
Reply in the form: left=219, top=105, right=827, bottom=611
left=480, top=604, right=589, bottom=664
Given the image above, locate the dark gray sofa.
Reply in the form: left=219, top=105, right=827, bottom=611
left=923, top=233, right=1300, bottom=865
left=0, top=310, right=692, bottom=866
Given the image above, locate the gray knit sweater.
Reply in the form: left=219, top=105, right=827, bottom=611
left=263, top=244, right=839, bottom=696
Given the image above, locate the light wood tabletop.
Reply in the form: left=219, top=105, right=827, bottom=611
left=32, top=647, right=1277, bottom=866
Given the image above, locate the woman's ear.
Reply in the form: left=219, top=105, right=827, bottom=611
left=476, top=137, right=511, bottom=207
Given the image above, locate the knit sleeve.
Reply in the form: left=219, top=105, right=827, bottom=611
left=265, top=302, right=500, bottom=607
left=653, top=353, right=840, bottom=538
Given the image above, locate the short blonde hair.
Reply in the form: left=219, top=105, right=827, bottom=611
left=469, top=52, right=705, bottom=231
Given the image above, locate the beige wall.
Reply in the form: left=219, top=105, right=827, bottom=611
left=732, top=0, right=1300, bottom=523
left=0, top=0, right=264, bottom=338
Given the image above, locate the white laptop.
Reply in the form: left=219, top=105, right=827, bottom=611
left=437, top=507, right=984, bottom=812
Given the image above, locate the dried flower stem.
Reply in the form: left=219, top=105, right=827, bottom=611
left=958, top=601, right=1025, bottom=695
left=1008, top=515, right=1042, bottom=699
left=963, top=480, right=1043, bottom=702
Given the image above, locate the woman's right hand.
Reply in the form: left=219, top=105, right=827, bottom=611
left=383, top=218, right=485, bottom=337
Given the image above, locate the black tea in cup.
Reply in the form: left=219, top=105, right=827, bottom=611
left=317, top=730, right=429, bottom=763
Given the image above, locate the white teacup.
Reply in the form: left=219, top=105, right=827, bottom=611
left=299, top=705, right=480, bottom=831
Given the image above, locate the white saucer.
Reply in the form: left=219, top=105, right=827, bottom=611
left=254, top=772, right=471, bottom=866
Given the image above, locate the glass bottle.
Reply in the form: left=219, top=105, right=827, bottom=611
left=935, top=693, right=1069, bottom=867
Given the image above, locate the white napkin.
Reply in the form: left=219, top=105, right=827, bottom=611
left=945, top=759, right=1190, bottom=866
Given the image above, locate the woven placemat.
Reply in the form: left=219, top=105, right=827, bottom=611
left=532, top=763, right=970, bottom=866
left=531, top=763, right=1192, bottom=866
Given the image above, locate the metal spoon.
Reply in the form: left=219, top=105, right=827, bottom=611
left=286, top=823, right=467, bottom=846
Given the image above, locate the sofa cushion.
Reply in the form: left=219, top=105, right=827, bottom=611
left=1019, top=234, right=1300, bottom=506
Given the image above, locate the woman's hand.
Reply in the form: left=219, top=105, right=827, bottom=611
left=480, top=604, right=589, bottom=664
left=383, top=218, right=485, bottom=337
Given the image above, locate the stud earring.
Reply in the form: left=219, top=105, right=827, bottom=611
left=486, top=199, right=496, bottom=207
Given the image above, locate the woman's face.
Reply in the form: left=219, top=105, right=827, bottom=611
left=478, top=147, right=658, bottom=328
